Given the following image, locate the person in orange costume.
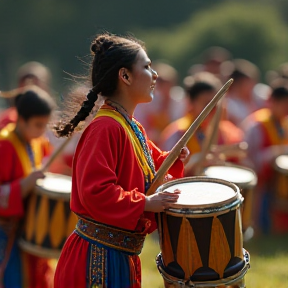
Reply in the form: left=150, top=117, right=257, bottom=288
left=160, top=72, right=243, bottom=174
left=242, top=83, right=288, bottom=234
left=0, top=86, right=55, bottom=288
left=53, top=33, right=189, bottom=288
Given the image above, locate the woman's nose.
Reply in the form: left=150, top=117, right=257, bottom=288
left=152, top=69, right=158, bottom=80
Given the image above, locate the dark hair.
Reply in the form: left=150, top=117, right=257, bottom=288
left=15, top=86, right=55, bottom=120
left=55, top=33, right=144, bottom=137
left=183, top=72, right=222, bottom=101
left=271, top=86, right=288, bottom=101
left=222, top=59, right=259, bottom=83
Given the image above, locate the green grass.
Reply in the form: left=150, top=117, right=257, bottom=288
left=140, top=232, right=288, bottom=288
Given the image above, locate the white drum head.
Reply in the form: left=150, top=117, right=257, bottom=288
left=157, top=177, right=241, bottom=212
left=165, top=181, right=236, bottom=207
left=36, top=173, right=72, bottom=199
left=204, top=166, right=255, bottom=186
left=275, top=155, right=288, bottom=172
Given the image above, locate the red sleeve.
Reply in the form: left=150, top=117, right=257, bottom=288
left=73, top=120, right=146, bottom=230
left=0, top=141, right=24, bottom=217
left=148, top=140, right=184, bottom=179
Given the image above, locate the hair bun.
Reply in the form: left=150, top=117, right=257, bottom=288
left=91, top=35, right=114, bottom=55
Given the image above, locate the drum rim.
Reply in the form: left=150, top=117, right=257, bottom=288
left=156, top=248, right=250, bottom=287
left=35, top=172, right=72, bottom=200
left=274, top=154, right=288, bottom=174
left=203, top=164, right=257, bottom=188
left=157, top=176, right=242, bottom=211
left=18, top=238, right=60, bottom=259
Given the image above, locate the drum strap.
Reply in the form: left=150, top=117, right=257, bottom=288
left=0, top=218, right=18, bottom=288
left=75, top=216, right=147, bottom=255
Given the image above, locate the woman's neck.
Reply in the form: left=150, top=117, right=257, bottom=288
left=107, top=95, right=136, bottom=117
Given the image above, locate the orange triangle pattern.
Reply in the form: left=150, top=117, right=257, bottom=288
left=209, top=216, right=231, bottom=278
left=176, top=218, right=203, bottom=280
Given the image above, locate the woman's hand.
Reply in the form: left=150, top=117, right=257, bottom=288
left=20, top=170, right=46, bottom=198
left=178, top=147, right=190, bottom=162
left=144, top=189, right=180, bottom=212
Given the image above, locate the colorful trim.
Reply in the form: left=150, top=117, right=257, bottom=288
left=87, top=243, right=107, bottom=288
left=253, top=108, right=287, bottom=146
left=75, top=217, right=146, bottom=255
left=95, top=103, right=155, bottom=192
left=0, top=124, right=32, bottom=177
left=85, top=240, right=140, bottom=288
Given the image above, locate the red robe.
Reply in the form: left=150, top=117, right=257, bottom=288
left=0, top=107, right=17, bottom=131
left=0, top=124, right=54, bottom=288
left=54, top=113, right=184, bottom=288
left=243, top=109, right=288, bottom=233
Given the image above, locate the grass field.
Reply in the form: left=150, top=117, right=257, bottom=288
left=140, top=232, right=288, bottom=288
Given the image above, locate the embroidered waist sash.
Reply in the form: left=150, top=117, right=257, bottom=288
left=75, top=217, right=146, bottom=255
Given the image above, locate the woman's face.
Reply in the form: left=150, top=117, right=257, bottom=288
left=129, top=48, right=158, bottom=104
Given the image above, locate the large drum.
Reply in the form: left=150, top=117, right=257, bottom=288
left=272, top=155, right=288, bottom=233
left=19, top=173, right=78, bottom=258
left=203, top=165, right=257, bottom=237
left=156, top=177, right=250, bottom=287
left=274, top=155, right=288, bottom=211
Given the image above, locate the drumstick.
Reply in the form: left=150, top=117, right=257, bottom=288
left=146, top=78, right=233, bottom=196
left=41, top=137, right=72, bottom=172
left=185, top=98, right=223, bottom=176
left=0, top=87, right=23, bottom=98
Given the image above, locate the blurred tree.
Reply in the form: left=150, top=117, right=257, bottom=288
left=139, top=1, right=288, bottom=81
left=0, top=0, right=287, bottom=94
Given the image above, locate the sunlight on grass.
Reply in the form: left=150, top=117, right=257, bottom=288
left=140, top=232, right=288, bottom=288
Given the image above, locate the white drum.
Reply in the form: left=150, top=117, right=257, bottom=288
left=204, top=165, right=257, bottom=235
left=19, top=173, right=78, bottom=258
left=156, top=176, right=250, bottom=287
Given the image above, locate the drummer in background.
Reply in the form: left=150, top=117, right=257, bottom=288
left=134, top=62, right=186, bottom=145
left=0, top=61, right=51, bottom=130
left=241, top=81, right=288, bottom=235
left=160, top=72, right=243, bottom=174
left=188, top=46, right=232, bottom=81
left=221, top=59, right=260, bottom=127
left=0, top=86, right=55, bottom=288
left=0, top=61, right=73, bottom=176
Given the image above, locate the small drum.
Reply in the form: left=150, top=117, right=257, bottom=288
left=274, top=155, right=288, bottom=210
left=19, top=173, right=77, bottom=258
left=204, top=165, right=257, bottom=236
left=156, top=177, right=250, bottom=287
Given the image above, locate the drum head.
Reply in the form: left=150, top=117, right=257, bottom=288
left=157, top=176, right=241, bottom=211
left=204, top=165, right=256, bottom=188
left=35, top=173, right=72, bottom=199
left=275, top=155, right=288, bottom=174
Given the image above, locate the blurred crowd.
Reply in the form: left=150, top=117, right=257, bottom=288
left=1, top=46, right=288, bottom=287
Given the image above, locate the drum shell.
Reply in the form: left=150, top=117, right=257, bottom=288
left=203, top=165, right=257, bottom=232
left=157, top=177, right=245, bottom=282
left=19, top=173, right=77, bottom=258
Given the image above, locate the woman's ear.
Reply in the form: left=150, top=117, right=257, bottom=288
left=119, top=68, right=131, bottom=85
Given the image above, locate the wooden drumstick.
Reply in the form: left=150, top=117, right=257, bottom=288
left=185, top=98, right=224, bottom=176
left=41, top=137, right=72, bottom=172
left=146, top=78, right=234, bottom=196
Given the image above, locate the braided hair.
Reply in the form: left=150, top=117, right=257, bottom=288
left=55, top=33, right=144, bottom=137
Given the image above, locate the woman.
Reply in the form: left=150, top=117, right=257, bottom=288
left=54, top=33, right=189, bottom=288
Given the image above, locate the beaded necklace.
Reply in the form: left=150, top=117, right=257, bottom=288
left=196, top=127, right=206, bottom=146
left=25, top=143, right=35, bottom=169
left=271, top=116, right=285, bottom=139
left=106, top=100, right=156, bottom=191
